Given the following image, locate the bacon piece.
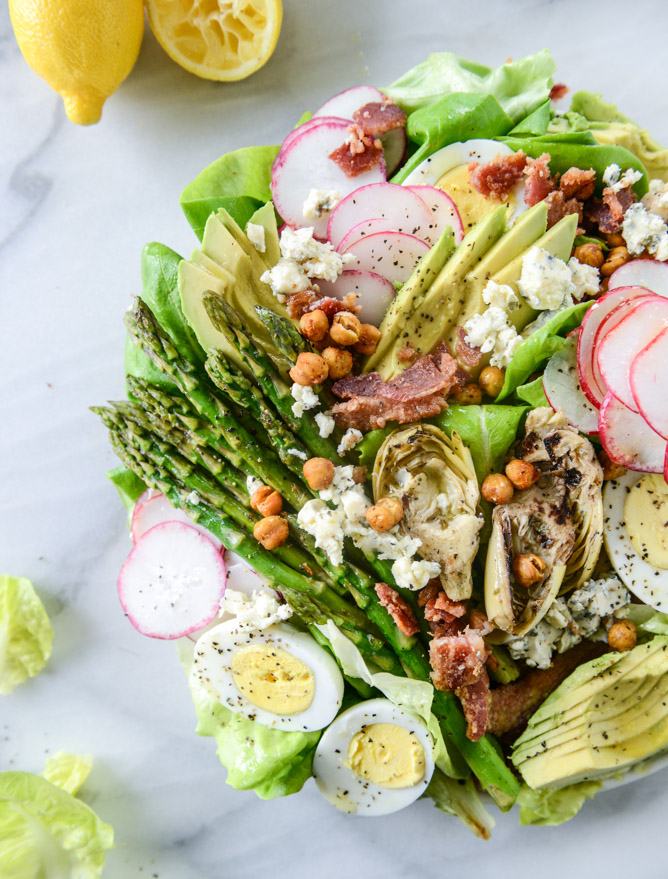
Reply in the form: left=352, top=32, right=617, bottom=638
left=468, top=608, right=494, bottom=635
left=329, top=124, right=384, bottom=178
left=544, top=190, right=582, bottom=229
left=285, top=290, right=318, bottom=318
left=375, top=583, right=419, bottom=637
left=456, top=325, right=483, bottom=368
left=333, top=353, right=458, bottom=403
left=398, top=344, right=416, bottom=364
left=310, top=293, right=361, bottom=318
left=457, top=669, right=490, bottom=741
left=523, top=153, right=556, bottom=207
left=560, top=167, right=596, bottom=201
left=549, top=83, right=569, bottom=101
left=417, top=579, right=441, bottom=608
left=332, top=393, right=448, bottom=431
left=424, top=591, right=467, bottom=625
left=469, top=151, right=528, bottom=201
left=353, top=101, right=406, bottom=137
left=586, top=185, right=637, bottom=234
left=429, top=627, right=490, bottom=691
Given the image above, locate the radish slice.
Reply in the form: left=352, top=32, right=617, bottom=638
left=337, top=218, right=399, bottom=253
left=313, top=85, right=385, bottom=119
left=596, top=296, right=668, bottom=411
left=630, top=327, right=668, bottom=439
left=543, top=337, right=599, bottom=434
left=598, top=393, right=666, bottom=473
left=277, top=116, right=348, bottom=161
left=577, top=286, right=655, bottom=407
left=271, top=121, right=386, bottom=238
left=340, top=231, right=430, bottom=285
left=131, top=492, right=223, bottom=550
left=224, top=550, right=268, bottom=596
left=328, top=183, right=433, bottom=248
left=316, top=269, right=396, bottom=326
left=406, top=185, right=464, bottom=244
left=381, top=128, right=407, bottom=177
left=609, top=258, right=668, bottom=297
left=118, top=522, right=227, bottom=639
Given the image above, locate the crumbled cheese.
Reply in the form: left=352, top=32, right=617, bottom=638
left=246, top=222, right=266, bottom=253
left=287, top=447, right=308, bottom=460
left=642, top=178, right=668, bottom=222
left=482, top=280, right=519, bottom=311
left=568, top=257, right=600, bottom=301
left=303, top=188, right=342, bottom=221
left=463, top=306, right=522, bottom=369
left=622, top=203, right=668, bottom=260
left=315, top=411, right=336, bottom=438
left=186, top=491, right=201, bottom=505
left=602, top=163, right=621, bottom=188
left=518, top=246, right=575, bottom=310
left=246, top=475, right=264, bottom=496
left=279, top=226, right=350, bottom=283
left=291, top=383, right=320, bottom=418
left=220, top=588, right=292, bottom=631
left=391, top=556, right=441, bottom=591
left=337, top=428, right=363, bottom=455
left=507, top=575, right=631, bottom=669
left=261, top=259, right=309, bottom=301
left=609, top=167, right=643, bottom=194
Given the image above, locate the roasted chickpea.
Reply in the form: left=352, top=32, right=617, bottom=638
left=329, top=311, right=362, bottom=346
left=481, top=473, right=515, bottom=505
left=605, top=232, right=625, bottom=248
left=354, top=323, right=382, bottom=355
left=597, top=447, right=627, bottom=481
left=303, top=457, right=335, bottom=491
left=289, top=352, right=329, bottom=386
left=607, top=619, right=637, bottom=652
left=600, top=245, right=631, bottom=277
left=451, top=382, right=483, bottom=405
left=253, top=515, right=289, bottom=550
left=366, top=497, right=403, bottom=533
left=321, top=346, right=353, bottom=380
left=505, top=459, right=541, bottom=491
left=573, top=242, right=605, bottom=269
left=512, top=553, right=547, bottom=588
left=352, top=466, right=367, bottom=485
left=299, top=309, right=329, bottom=342
left=250, top=485, right=283, bottom=517
left=478, top=366, right=505, bottom=398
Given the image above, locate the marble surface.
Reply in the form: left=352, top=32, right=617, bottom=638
left=3, top=1, right=668, bottom=876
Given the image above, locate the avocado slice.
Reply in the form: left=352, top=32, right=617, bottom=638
left=512, top=637, right=668, bottom=789
left=247, top=201, right=281, bottom=267
left=368, top=206, right=507, bottom=379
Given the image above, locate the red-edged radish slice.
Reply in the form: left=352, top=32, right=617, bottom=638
left=277, top=116, right=348, bottom=161
left=406, top=185, right=464, bottom=244
left=271, top=121, right=386, bottom=238
left=131, top=492, right=223, bottom=550
left=224, top=550, right=268, bottom=596
left=630, top=326, right=668, bottom=439
left=665, top=444, right=668, bottom=484
left=118, top=522, right=227, bottom=639
left=316, top=269, right=396, bottom=326
left=596, top=296, right=668, bottom=411
left=328, top=183, right=432, bottom=248
left=340, top=231, right=429, bottom=285
left=543, top=337, right=599, bottom=434
left=381, top=127, right=407, bottom=177
left=577, top=286, right=654, bottom=407
left=337, top=218, right=398, bottom=253
left=598, top=393, right=666, bottom=473
left=609, top=258, right=668, bottom=297
left=312, top=85, right=385, bottom=119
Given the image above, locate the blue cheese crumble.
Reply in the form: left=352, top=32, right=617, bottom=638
left=220, top=588, right=292, bottom=631
left=337, top=428, right=363, bottom=455
left=518, top=246, right=576, bottom=310
left=245, top=222, right=266, bottom=253
left=261, top=226, right=352, bottom=300
left=315, top=411, right=336, bottom=438
left=291, top=383, right=320, bottom=418
left=622, top=203, right=668, bottom=260
left=303, top=188, right=342, bottom=221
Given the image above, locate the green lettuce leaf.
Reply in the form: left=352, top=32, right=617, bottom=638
left=0, top=766, right=113, bottom=878
left=0, top=575, right=53, bottom=696
left=42, top=753, right=93, bottom=797
left=106, top=466, right=146, bottom=516
left=516, top=375, right=550, bottom=408
left=517, top=780, right=602, bottom=826
left=383, top=49, right=556, bottom=121
left=425, top=769, right=496, bottom=839
left=180, top=145, right=280, bottom=239
left=496, top=301, right=592, bottom=400
left=625, top=605, right=668, bottom=638
left=508, top=100, right=551, bottom=136
left=124, top=334, right=177, bottom=393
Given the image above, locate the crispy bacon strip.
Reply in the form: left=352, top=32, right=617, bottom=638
left=544, top=190, right=583, bottom=229
left=586, top=185, right=637, bottom=233
left=375, top=583, right=419, bottom=636
left=456, top=326, right=483, bottom=368
left=560, top=167, right=596, bottom=201
left=523, top=153, right=556, bottom=206
left=417, top=579, right=441, bottom=608
left=429, top=627, right=490, bottom=691
left=424, top=591, right=467, bottom=625
left=332, top=354, right=457, bottom=402
left=329, top=124, right=384, bottom=178
left=549, top=83, right=569, bottom=101
left=353, top=101, right=406, bottom=137
left=469, top=151, right=528, bottom=201
left=332, top=393, right=448, bottom=432
left=457, top=669, right=490, bottom=741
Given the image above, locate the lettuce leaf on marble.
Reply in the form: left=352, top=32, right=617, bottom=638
left=426, top=769, right=496, bottom=839
left=42, top=753, right=93, bottom=797
left=517, top=780, right=602, bottom=826
left=0, top=575, right=53, bottom=696
left=106, top=466, right=147, bottom=516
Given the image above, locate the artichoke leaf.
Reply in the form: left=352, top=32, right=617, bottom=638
left=373, top=424, right=483, bottom=600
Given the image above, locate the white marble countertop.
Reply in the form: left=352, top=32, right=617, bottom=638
left=3, top=1, right=668, bottom=876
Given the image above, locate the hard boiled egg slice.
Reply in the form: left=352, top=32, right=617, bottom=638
left=192, top=620, right=344, bottom=732
left=604, top=471, right=668, bottom=611
left=401, top=139, right=527, bottom=231
left=313, top=698, right=435, bottom=815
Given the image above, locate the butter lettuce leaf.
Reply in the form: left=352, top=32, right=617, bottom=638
left=516, top=375, right=550, bottom=408
left=517, top=780, right=602, bottom=826
left=42, top=753, right=93, bottom=797
left=106, top=466, right=146, bottom=516
left=0, top=575, right=53, bottom=695
left=383, top=49, right=556, bottom=121
left=426, top=769, right=496, bottom=839
left=0, top=766, right=113, bottom=878
left=625, top=605, right=668, bottom=638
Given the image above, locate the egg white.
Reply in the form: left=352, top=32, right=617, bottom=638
left=191, top=620, right=344, bottom=731
left=401, top=139, right=528, bottom=223
left=604, top=470, right=668, bottom=611
left=312, top=698, right=435, bottom=816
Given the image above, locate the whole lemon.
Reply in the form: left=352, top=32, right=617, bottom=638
left=9, top=0, right=145, bottom=125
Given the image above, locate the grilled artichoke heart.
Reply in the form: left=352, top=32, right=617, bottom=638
left=373, top=424, right=483, bottom=600
left=485, top=408, right=604, bottom=636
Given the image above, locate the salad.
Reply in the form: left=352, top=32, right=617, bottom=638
left=96, top=48, right=668, bottom=837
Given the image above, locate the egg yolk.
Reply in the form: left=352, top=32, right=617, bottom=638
left=624, top=473, right=668, bottom=570
left=436, top=163, right=516, bottom=232
left=346, top=723, right=425, bottom=789
left=231, top=645, right=314, bottom=715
